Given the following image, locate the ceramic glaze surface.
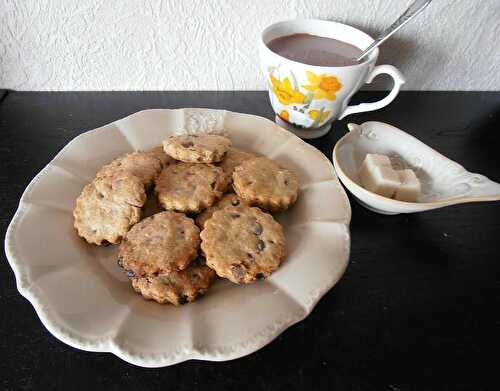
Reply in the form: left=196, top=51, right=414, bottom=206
left=333, top=121, right=500, bottom=214
left=5, top=108, right=351, bottom=367
left=260, top=19, right=405, bottom=131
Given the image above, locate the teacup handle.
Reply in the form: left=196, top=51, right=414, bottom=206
left=338, top=65, right=405, bottom=120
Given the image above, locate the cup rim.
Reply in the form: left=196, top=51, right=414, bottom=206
left=260, top=18, right=378, bottom=70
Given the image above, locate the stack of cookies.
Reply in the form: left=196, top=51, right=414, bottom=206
left=73, top=133, right=299, bottom=305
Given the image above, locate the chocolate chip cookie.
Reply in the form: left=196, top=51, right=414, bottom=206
left=163, top=134, right=231, bottom=163
left=145, top=145, right=173, bottom=169
left=155, top=162, right=226, bottom=213
left=131, top=258, right=216, bottom=305
left=92, top=149, right=169, bottom=208
left=233, top=157, right=299, bottom=212
left=93, top=171, right=146, bottom=207
left=73, top=183, right=142, bottom=245
left=97, top=150, right=163, bottom=188
left=218, top=148, right=256, bottom=187
left=118, top=211, right=200, bottom=277
left=196, top=193, right=249, bottom=229
left=200, top=206, right=286, bottom=284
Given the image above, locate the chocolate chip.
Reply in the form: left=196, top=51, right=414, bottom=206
left=231, top=199, right=240, bottom=206
left=180, top=230, right=185, bottom=234
left=231, top=264, right=246, bottom=280
left=247, top=252, right=255, bottom=260
left=196, top=156, right=202, bottom=162
left=284, top=179, right=289, bottom=185
left=179, top=295, right=189, bottom=305
left=250, top=221, right=263, bottom=235
left=256, top=273, right=265, bottom=280
left=231, top=213, right=240, bottom=219
left=210, top=181, right=216, bottom=190
left=127, top=270, right=135, bottom=278
left=257, top=240, right=265, bottom=251
left=182, top=141, right=194, bottom=148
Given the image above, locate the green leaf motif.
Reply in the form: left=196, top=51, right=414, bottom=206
left=310, top=107, right=325, bottom=128
left=289, top=70, right=299, bottom=91
left=304, top=92, right=314, bottom=105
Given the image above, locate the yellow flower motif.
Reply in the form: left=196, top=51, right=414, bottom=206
left=279, top=110, right=290, bottom=122
left=302, top=71, right=342, bottom=100
left=270, top=74, right=305, bottom=105
left=308, top=110, right=331, bottom=122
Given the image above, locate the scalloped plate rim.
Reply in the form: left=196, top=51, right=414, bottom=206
left=4, top=108, right=351, bottom=367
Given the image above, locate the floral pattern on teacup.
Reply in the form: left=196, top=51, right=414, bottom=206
left=308, top=109, right=331, bottom=122
left=268, top=68, right=341, bottom=127
left=269, top=74, right=305, bottom=105
left=278, top=110, right=290, bottom=121
left=302, top=71, right=342, bottom=101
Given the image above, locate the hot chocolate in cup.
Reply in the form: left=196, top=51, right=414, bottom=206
left=260, top=19, right=405, bottom=139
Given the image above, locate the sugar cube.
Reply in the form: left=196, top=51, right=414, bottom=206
left=359, top=156, right=400, bottom=198
left=394, top=169, right=421, bottom=202
left=360, top=153, right=392, bottom=171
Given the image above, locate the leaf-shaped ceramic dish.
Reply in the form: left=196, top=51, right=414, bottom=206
left=5, top=108, right=351, bottom=367
left=333, top=121, right=500, bottom=214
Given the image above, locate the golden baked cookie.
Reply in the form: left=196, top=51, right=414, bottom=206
left=145, top=145, right=174, bottom=169
left=93, top=149, right=172, bottom=208
left=232, top=157, right=299, bottom=212
left=218, top=148, right=256, bottom=187
left=93, top=171, right=146, bottom=208
left=163, top=134, right=231, bottom=163
left=73, top=183, right=142, bottom=245
left=118, top=211, right=200, bottom=277
left=200, top=206, right=286, bottom=284
left=196, top=193, right=249, bottom=229
left=96, top=150, right=162, bottom=188
left=155, top=162, right=226, bottom=213
left=130, top=258, right=216, bottom=305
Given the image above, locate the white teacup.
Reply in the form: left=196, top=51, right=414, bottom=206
left=260, top=19, right=405, bottom=139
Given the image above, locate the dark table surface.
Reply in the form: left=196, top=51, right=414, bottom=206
left=1, top=91, right=499, bottom=391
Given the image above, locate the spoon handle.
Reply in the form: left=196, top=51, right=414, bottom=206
left=356, top=0, right=433, bottom=62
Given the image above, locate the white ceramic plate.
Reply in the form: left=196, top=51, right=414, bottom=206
left=5, top=108, right=351, bottom=367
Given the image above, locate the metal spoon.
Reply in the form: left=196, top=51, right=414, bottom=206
left=356, top=0, right=433, bottom=62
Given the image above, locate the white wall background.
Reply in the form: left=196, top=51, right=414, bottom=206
left=1, top=0, right=499, bottom=91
